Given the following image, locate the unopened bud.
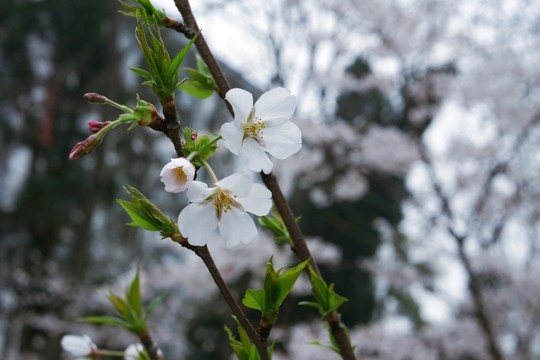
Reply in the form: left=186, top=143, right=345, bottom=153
left=83, top=93, right=108, bottom=103
left=69, top=134, right=102, bottom=161
left=135, top=101, right=160, bottom=127
left=190, top=132, right=197, bottom=140
left=88, top=121, right=111, bottom=133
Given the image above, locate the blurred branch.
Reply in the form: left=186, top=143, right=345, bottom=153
left=419, top=145, right=504, bottom=360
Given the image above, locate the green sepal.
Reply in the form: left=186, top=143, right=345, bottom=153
left=181, top=127, right=218, bottom=166
left=299, top=265, right=348, bottom=317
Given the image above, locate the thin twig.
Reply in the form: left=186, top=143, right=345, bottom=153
left=419, top=145, right=504, bottom=360
left=172, top=237, right=269, bottom=360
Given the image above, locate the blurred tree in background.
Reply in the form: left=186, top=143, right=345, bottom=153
left=2, top=0, right=540, bottom=359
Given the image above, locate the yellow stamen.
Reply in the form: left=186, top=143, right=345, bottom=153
left=211, top=188, right=239, bottom=218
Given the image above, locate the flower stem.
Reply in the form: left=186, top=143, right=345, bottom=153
left=207, top=134, right=222, bottom=147
left=97, top=350, right=129, bottom=357
left=186, top=151, right=197, bottom=162
left=201, top=158, right=219, bottom=184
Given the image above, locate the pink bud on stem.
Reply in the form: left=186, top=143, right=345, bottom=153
left=69, top=134, right=102, bottom=161
left=88, top=121, right=111, bottom=133
left=83, top=93, right=108, bottom=103
left=190, top=132, right=197, bottom=140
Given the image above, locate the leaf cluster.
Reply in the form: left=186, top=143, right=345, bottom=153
left=117, top=186, right=180, bottom=239
left=225, top=317, right=275, bottom=360
left=181, top=127, right=218, bottom=167
left=299, top=265, right=348, bottom=317
left=119, top=0, right=167, bottom=24
left=243, top=257, right=309, bottom=325
left=258, top=206, right=300, bottom=245
left=131, top=11, right=199, bottom=102
left=80, top=267, right=166, bottom=336
left=179, top=54, right=217, bottom=99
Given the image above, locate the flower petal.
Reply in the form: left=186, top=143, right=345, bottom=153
left=186, top=181, right=212, bottom=203
left=237, top=183, right=272, bottom=216
left=241, top=137, right=274, bottom=174
left=221, top=121, right=244, bottom=155
left=254, top=88, right=297, bottom=121
left=262, top=121, right=302, bottom=159
left=178, top=202, right=218, bottom=246
left=61, top=335, right=95, bottom=356
left=216, top=172, right=253, bottom=197
left=218, top=207, right=257, bottom=248
left=225, top=88, right=253, bottom=123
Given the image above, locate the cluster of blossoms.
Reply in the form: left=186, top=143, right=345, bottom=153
left=61, top=335, right=148, bottom=359
left=160, top=87, right=301, bottom=248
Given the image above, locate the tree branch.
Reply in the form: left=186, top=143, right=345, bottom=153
left=172, top=237, right=269, bottom=360
left=419, top=145, right=504, bottom=360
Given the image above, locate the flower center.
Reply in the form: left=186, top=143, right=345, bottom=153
left=212, top=188, right=239, bottom=218
left=243, top=114, right=266, bottom=141
left=173, top=167, right=187, bottom=182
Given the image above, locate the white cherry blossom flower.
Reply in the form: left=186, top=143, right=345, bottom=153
left=124, top=343, right=145, bottom=360
left=178, top=172, right=272, bottom=248
left=160, top=157, right=196, bottom=193
left=221, top=87, right=301, bottom=174
left=61, top=334, right=98, bottom=358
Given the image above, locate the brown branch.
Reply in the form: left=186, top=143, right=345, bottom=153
left=139, top=331, right=163, bottom=360
left=171, top=236, right=269, bottom=360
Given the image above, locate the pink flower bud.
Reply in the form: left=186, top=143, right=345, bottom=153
left=190, top=132, right=197, bottom=140
left=88, top=121, right=111, bottom=133
left=69, top=134, right=102, bottom=161
left=83, top=92, right=108, bottom=103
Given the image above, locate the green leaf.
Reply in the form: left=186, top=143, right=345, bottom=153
left=304, top=265, right=348, bottom=317
left=225, top=325, right=248, bottom=360
left=166, top=32, right=200, bottom=83
left=128, top=266, right=143, bottom=317
left=308, top=341, right=340, bottom=355
left=117, top=199, right=161, bottom=231
left=106, top=292, right=132, bottom=319
left=275, top=259, right=309, bottom=305
left=144, top=292, right=167, bottom=319
left=178, top=79, right=214, bottom=99
left=79, top=315, right=130, bottom=327
left=247, top=345, right=261, bottom=360
left=242, top=288, right=265, bottom=311
left=129, top=67, right=153, bottom=81
left=195, top=53, right=212, bottom=77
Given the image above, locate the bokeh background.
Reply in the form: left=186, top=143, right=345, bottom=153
left=2, top=0, right=540, bottom=359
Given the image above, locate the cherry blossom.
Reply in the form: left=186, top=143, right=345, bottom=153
left=160, top=158, right=196, bottom=193
left=124, top=344, right=145, bottom=360
left=221, top=87, right=301, bottom=174
left=61, top=334, right=98, bottom=358
left=178, top=172, right=272, bottom=248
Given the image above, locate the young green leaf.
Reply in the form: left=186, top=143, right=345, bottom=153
left=178, top=79, right=214, bottom=99
left=129, top=67, right=153, bottom=81
left=166, top=31, right=200, bottom=82
left=242, top=288, right=266, bottom=311
left=79, top=315, right=130, bottom=328
left=128, top=266, right=143, bottom=317
left=299, top=265, right=348, bottom=317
